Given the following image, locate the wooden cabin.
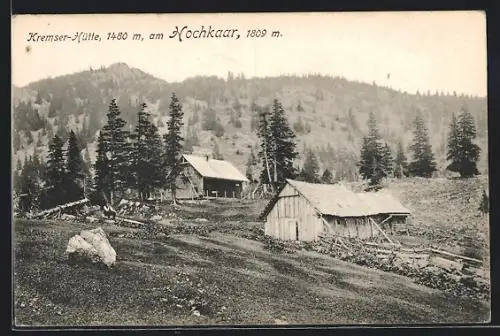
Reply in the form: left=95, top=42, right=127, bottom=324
left=175, top=154, right=249, bottom=199
left=260, top=179, right=411, bottom=241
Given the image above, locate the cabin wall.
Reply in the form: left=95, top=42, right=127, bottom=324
left=203, top=178, right=243, bottom=198
left=172, top=166, right=204, bottom=199
left=265, top=193, right=323, bottom=241
left=324, top=215, right=377, bottom=240
left=391, top=215, right=408, bottom=233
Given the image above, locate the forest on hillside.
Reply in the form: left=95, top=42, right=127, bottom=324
left=12, top=63, right=488, bottom=181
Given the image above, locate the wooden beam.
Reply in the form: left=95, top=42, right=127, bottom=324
left=427, top=248, right=483, bottom=266
left=369, top=217, right=395, bottom=245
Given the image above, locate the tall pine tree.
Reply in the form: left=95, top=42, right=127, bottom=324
left=446, top=112, right=461, bottom=173
left=358, top=112, right=387, bottom=189
left=381, top=143, right=394, bottom=177
left=256, top=107, right=274, bottom=187
left=46, top=135, right=66, bottom=207
left=268, top=98, right=298, bottom=190
left=321, top=168, right=333, bottom=184
left=65, top=130, right=85, bottom=202
left=299, top=148, right=320, bottom=183
left=93, top=131, right=111, bottom=205
left=408, top=111, right=437, bottom=177
left=101, top=99, right=130, bottom=204
left=163, top=93, right=184, bottom=204
left=446, top=106, right=481, bottom=177
left=130, top=103, right=164, bottom=200
left=394, top=141, right=409, bottom=178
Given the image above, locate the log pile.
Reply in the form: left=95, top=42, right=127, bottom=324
left=262, top=235, right=489, bottom=301
left=30, top=199, right=90, bottom=220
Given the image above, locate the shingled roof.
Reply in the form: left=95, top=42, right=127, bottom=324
left=182, top=154, right=249, bottom=182
left=260, top=179, right=411, bottom=219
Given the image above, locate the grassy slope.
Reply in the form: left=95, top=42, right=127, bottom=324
left=14, top=218, right=489, bottom=327
left=385, top=176, right=489, bottom=260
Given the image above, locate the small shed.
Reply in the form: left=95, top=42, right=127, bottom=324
left=177, top=154, right=249, bottom=199
left=260, top=179, right=411, bottom=241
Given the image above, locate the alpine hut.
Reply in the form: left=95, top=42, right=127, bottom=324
left=260, top=179, right=411, bottom=241
left=176, top=154, right=249, bottom=199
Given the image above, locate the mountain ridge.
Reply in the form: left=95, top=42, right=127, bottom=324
left=12, top=62, right=489, bottom=180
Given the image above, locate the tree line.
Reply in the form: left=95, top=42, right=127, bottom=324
left=357, top=105, right=481, bottom=190
left=14, top=93, right=483, bottom=214
left=14, top=93, right=186, bottom=213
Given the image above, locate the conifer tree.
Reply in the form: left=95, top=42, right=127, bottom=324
left=268, top=99, right=298, bottom=189
left=93, top=131, right=111, bottom=205
left=357, top=112, right=387, bottom=189
left=18, top=155, right=43, bottom=213
left=299, top=148, right=320, bottom=183
left=446, top=107, right=481, bottom=177
left=381, top=143, right=394, bottom=177
left=257, top=107, right=274, bottom=187
left=163, top=93, right=184, bottom=204
left=446, top=113, right=460, bottom=173
left=65, top=130, right=85, bottom=202
left=394, top=141, right=409, bottom=178
left=130, top=103, right=163, bottom=199
left=46, top=135, right=66, bottom=207
left=101, top=99, right=130, bottom=203
left=408, top=111, right=437, bottom=177
left=321, top=168, right=333, bottom=184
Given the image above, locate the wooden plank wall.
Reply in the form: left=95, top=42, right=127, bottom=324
left=324, top=216, right=378, bottom=239
left=265, top=186, right=323, bottom=241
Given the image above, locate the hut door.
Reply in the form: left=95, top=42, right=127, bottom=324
left=295, top=221, right=299, bottom=241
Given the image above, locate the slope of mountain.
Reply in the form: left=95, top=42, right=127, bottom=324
left=11, top=63, right=489, bottom=179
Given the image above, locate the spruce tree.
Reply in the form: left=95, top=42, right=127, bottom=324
left=93, top=131, right=111, bottom=205
left=357, top=112, right=386, bottom=189
left=299, top=148, right=320, bottom=183
left=446, top=113, right=461, bottom=174
left=101, top=99, right=130, bottom=203
left=46, top=135, right=66, bottom=207
left=130, top=103, right=161, bottom=200
left=143, top=116, right=164, bottom=198
left=381, top=143, right=394, bottom=177
left=256, top=107, right=274, bottom=187
left=268, top=98, right=298, bottom=190
left=65, top=130, right=85, bottom=202
left=408, top=111, right=437, bottom=177
left=394, top=141, right=409, bottom=178
left=18, top=156, right=42, bottom=213
left=447, top=106, right=481, bottom=177
left=321, top=168, right=333, bottom=184
left=163, top=93, right=184, bottom=204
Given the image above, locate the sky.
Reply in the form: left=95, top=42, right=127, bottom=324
left=11, top=11, right=487, bottom=96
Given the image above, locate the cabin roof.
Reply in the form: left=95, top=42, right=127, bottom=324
left=260, top=179, right=411, bottom=219
left=182, top=154, right=249, bottom=182
left=355, top=192, right=411, bottom=215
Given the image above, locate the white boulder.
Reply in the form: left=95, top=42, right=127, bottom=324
left=66, top=227, right=117, bottom=267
